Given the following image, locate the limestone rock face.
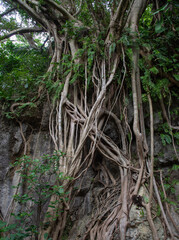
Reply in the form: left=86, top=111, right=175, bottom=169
left=0, top=105, right=179, bottom=240
left=126, top=187, right=165, bottom=240
left=153, top=136, right=178, bottom=164
left=0, top=107, right=54, bottom=219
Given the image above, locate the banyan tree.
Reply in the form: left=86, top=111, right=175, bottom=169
left=0, top=0, right=179, bottom=239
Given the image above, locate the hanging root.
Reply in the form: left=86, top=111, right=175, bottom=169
left=4, top=1, right=179, bottom=239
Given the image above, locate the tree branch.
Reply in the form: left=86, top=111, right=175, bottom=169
left=140, top=48, right=179, bottom=88
left=0, top=7, right=17, bottom=17
left=46, top=0, right=82, bottom=25
left=12, top=0, right=47, bottom=27
left=73, top=0, right=83, bottom=17
left=109, top=0, right=129, bottom=29
left=22, top=33, right=38, bottom=49
left=0, top=27, right=44, bottom=40
left=105, top=0, right=130, bottom=43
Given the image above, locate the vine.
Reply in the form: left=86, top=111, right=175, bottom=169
left=0, top=0, right=179, bottom=239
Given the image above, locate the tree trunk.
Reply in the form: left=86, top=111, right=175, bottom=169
left=1, top=0, right=178, bottom=239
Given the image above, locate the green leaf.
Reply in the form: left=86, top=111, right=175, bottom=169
left=155, top=20, right=165, bottom=33
left=164, top=184, right=170, bottom=190
left=152, top=4, right=168, bottom=15
left=109, top=42, right=116, bottom=57
left=44, top=233, right=49, bottom=239
left=172, top=164, right=179, bottom=170
left=165, top=135, right=171, bottom=144
left=174, top=74, right=179, bottom=81
left=149, top=67, right=159, bottom=74
left=59, top=187, right=64, bottom=194
left=59, top=172, right=64, bottom=178
left=0, top=221, right=6, bottom=228
left=160, top=134, right=171, bottom=146
left=70, top=74, right=78, bottom=84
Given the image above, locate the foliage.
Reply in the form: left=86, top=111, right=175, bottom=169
left=0, top=151, right=70, bottom=240
left=138, top=1, right=179, bottom=100
left=0, top=0, right=178, bottom=239
left=0, top=40, right=48, bottom=102
left=160, top=167, right=179, bottom=205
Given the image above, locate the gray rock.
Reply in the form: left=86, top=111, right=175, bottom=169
left=12, top=124, right=27, bottom=155
left=126, top=187, right=165, bottom=240
left=147, top=135, right=178, bottom=164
